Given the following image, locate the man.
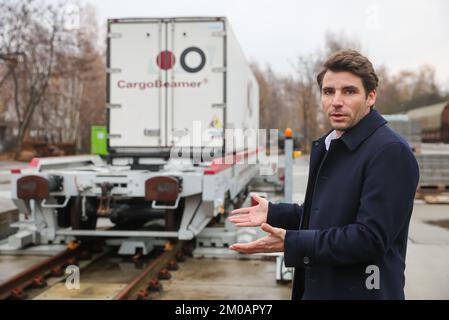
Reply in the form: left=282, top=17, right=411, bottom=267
left=228, top=49, right=419, bottom=300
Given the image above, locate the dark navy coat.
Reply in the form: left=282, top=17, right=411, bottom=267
left=268, top=109, right=419, bottom=300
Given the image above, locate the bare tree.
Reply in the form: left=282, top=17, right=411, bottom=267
left=322, top=31, right=361, bottom=57
left=375, top=65, right=446, bottom=114
left=0, top=0, right=105, bottom=157
left=251, top=62, right=289, bottom=131
left=292, top=54, right=322, bottom=153
left=0, top=0, right=70, bottom=158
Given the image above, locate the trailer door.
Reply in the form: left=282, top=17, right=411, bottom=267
left=108, top=21, right=166, bottom=148
left=166, top=20, right=225, bottom=149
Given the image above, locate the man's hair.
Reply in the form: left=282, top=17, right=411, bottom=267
left=316, top=49, right=379, bottom=97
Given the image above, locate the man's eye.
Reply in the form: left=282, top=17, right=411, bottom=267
left=345, top=90, right=356, bottom=95
left=323, top=90, right=332, bottom=95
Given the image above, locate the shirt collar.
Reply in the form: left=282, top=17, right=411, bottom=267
left=324, top=130, right=340, bottom=151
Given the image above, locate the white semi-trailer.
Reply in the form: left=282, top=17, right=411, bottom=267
left=6, top=17, right=265, bottom=253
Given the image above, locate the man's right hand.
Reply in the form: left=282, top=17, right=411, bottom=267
left=227, top=194, right=269, bottom=227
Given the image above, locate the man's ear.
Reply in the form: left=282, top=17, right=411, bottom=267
left=367, top=89, right=376, bottom=108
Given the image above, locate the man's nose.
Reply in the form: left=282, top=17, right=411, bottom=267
left=331, top=91, right=343, bottom=107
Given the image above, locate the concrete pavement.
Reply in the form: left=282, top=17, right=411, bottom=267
left=1, top=156, right=448, bottom=299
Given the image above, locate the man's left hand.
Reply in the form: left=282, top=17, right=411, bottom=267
left=229, top=223, right=286, bottom=253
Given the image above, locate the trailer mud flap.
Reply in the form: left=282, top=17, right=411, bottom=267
left=17, top=175, right=50, bottom=200
left=145, top=176, right=182, bottom=209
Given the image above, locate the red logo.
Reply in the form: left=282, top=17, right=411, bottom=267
left=156, top=47, right=206, bottom=73
left=156, top=50, right=175, bottom=70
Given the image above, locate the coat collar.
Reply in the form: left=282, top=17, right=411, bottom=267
left=313, top=109, right=387, bottom=151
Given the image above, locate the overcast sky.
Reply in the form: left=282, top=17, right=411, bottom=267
left=82, top=0, right=449, bottom=90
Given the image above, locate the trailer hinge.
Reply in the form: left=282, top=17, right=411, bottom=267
left=107, top=32, right=122, bottom=39
left=108, top=134, right=122, bottom=139
left=212, top=31, right=226, bottom=37
left=107, top=68, right=122, bottom=74
left=144, top=129, right=160, bottom=137
left=212, top=67, right=226, bottom=73
left=106, top=103, right=121, bottom=109
left=212, top=103, right=226, bottom=109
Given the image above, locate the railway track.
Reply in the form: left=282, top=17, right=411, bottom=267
left=0, top=240, right=191, bottom=300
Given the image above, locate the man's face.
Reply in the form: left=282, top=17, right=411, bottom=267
left=321, top=71, right=376, bottom=133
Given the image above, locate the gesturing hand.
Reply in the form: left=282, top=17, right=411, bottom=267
left=227, top=195, right=268, bottom=227
left=229, top=223, right=286, bottom=253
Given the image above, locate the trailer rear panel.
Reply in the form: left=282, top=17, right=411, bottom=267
left=107, top=17, right=258, bottom=156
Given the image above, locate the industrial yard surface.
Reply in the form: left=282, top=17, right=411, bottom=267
left=1, top=156, right=449, bottom=299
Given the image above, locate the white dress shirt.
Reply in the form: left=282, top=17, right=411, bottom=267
left=324, top=130, right=342, bottom=151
